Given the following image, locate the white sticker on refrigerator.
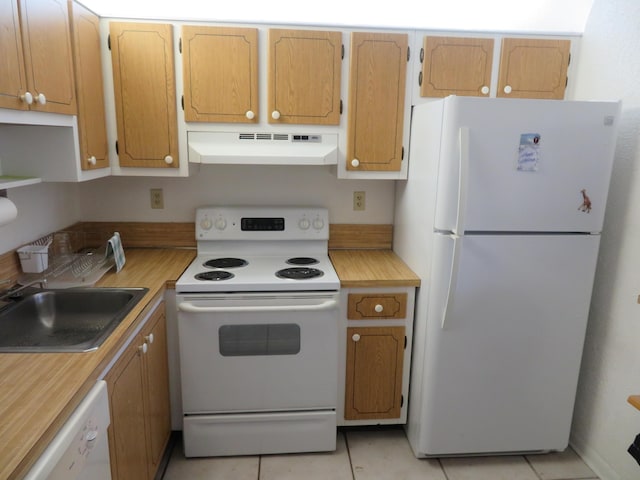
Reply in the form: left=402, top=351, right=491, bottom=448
left=517, top=133, right=541, bottom=172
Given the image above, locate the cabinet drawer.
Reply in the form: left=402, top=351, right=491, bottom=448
left=347, top=293, right=407, bottom=320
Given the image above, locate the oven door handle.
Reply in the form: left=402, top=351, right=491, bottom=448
left=178, top=300, right=338, bottom=313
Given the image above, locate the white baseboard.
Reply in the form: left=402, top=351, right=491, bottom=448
left=570, top=432, right=621, bottom=480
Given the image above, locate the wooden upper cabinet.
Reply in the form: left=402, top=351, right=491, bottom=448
left=0, top=0, right=28, bottom=110
left=109, top=22, right=179, bottom=168
left=69, top=1, right=108, bottom=170
left=182, top=25, right=258, bottom=123
left=420, top=36, right=494, bottom=97
left=347, top=32, right=408, bottom=172
left=345, top=326, right=405, bottom=420
left=268, top=28, right=342, bottom=125
left=497, top=38, right=570, bottom=99
left=0, top=0, right=76, bottom=113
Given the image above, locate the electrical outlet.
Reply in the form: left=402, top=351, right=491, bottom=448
left=353, top=191, right=366, bottom=211
left=150, top=188, right=164, bottom=209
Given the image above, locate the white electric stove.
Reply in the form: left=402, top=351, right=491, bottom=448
left=176, top=206, right=340, bottom=458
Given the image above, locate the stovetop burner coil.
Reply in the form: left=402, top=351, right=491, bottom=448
left=204, top=257, right=248, bottom=269
left=195, top=271, right=235, bottom=281
left=286, top=257, right=319, bottom=266
left=275, top=267, right=324, bottom=280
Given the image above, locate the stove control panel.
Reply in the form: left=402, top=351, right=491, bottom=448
left=196, top=207, right=330, bottom=240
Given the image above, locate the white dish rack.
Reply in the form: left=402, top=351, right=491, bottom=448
left=18, top=232, right=117, bottom=288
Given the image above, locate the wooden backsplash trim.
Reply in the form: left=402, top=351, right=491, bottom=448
left=0, top=222, right=392, bottom=281
left=0, top=251, right=21, bottom=285
left=76, top=222, right=196, bottom=248
left=328, top=224, right=393, bottom=250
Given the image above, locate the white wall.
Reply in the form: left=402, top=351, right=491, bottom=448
left=570, top=0, right=640, bottom=478
left=76, top=164, right=395, bottom=224
left=0, top=183, right=80, bottom=254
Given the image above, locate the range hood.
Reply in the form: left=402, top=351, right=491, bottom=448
left=188, top=131, right=338, bottom=165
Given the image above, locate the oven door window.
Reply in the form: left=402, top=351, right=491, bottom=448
left=219, top=324, right=301, bottom=356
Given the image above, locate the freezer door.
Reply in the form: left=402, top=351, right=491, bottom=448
left=433, top=97, right=619, bottom=233
left=417, top=233, right=600, bottom=455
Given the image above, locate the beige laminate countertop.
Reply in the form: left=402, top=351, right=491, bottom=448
left=0, top=248, right=195, bottom=480
left=329, top=249, right=421, bottom=288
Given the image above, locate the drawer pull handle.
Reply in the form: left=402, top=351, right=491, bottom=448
left=374, top=304, right=384, bottom=313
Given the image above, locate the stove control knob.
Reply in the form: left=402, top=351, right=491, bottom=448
left=312, top=217, right=325, bottom=230
left=214, top=217, right=227, bottom=230
left=298, top=218, right=311, bottom=230
left=200, top=217, right=213, bottom=231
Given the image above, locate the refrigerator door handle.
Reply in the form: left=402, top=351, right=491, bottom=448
left=455, top=127, right=470, bottom=236
left=442, top=233, right=462, bottom=329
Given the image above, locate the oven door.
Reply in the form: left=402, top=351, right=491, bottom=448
left=177, top=291, right=339, bottom=414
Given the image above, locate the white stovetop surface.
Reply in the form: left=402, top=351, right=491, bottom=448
left=176, top=253, right=340, bottom=293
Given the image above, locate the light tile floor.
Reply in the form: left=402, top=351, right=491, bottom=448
left=162, top=427, right=599, bottom=480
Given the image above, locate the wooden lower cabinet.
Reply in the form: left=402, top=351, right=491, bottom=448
left=106, top=302, right=170, bottom=480
left=345, top=326, right=405, bottom=420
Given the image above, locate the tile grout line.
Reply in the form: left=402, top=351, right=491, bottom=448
left=437, top=457, right=452, bottom=480
left=343, top=431, right=357, bottom=480
left=257, top=455, right=262, bottom=480
left=523, top=454, right=544, bottom=480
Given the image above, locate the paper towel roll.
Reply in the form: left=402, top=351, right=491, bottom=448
left=0, top=197, right=18, bottom=226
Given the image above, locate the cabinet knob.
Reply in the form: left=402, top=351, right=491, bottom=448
left=164, top=155, right=174, bottom=165
left=87, top=156, right=97, bottom=166
left=352, top=333, right=361, bottom=342
left=245, top=110, right=255, bottom=120
left=139, top=342, right=148, bottom=354
left=271, top=110, right=281, bottom=120
left=351, top=158, right=360, bottom=168
left=481, top=86, right=489, bottom=95
left=35, top=93, right=46, bottom=105
left=503, top=85, right=512, bottom=94
left=145, top=333, right=154, bottom=344
left=20, top=92, right=34, bottom=105
left=374, top=304, right=384, bottom=313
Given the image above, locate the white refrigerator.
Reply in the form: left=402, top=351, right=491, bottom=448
left=394, top=96, right=620, bottom=457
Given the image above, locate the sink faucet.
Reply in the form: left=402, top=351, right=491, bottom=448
left=0, top=278, right=47, bottom=302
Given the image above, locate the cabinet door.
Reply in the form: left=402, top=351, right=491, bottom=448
left=182, top=25, right=258, bottom=123
left=18, top=0, right=77, bottom=114
left=345, top=326, right=405, bottom=420
left=0, top=0, right=28, bottom=110
left=106, top=339, right=150, bottom=480
left=143, top=305, right=171, bottom=472
left=268, top=28, right=342, bottom=125
left=69, top=1, right=108, bottom=170
left=347, top=32, right=408, bottom=172
left=420, top=36, right=493, bottom=97
left=497, top=38, right=570, bottom=99
left=109, top=22, right=179, bottom=168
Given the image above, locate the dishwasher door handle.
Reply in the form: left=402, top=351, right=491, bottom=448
left=178, top=300, right=338, bottom=314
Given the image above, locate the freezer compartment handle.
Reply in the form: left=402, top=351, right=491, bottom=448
left=455, top=127, right=470, bottom=236
left=442, top=234, right=462, bottom=329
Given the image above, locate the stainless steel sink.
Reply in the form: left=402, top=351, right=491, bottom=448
left=0, top=288, right=148, bottom=353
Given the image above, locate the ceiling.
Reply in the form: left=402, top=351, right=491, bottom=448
left=77, top=0, right=594, bottom=34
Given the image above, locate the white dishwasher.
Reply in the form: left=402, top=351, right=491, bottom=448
left=25, top=380, right=111, bottom=480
